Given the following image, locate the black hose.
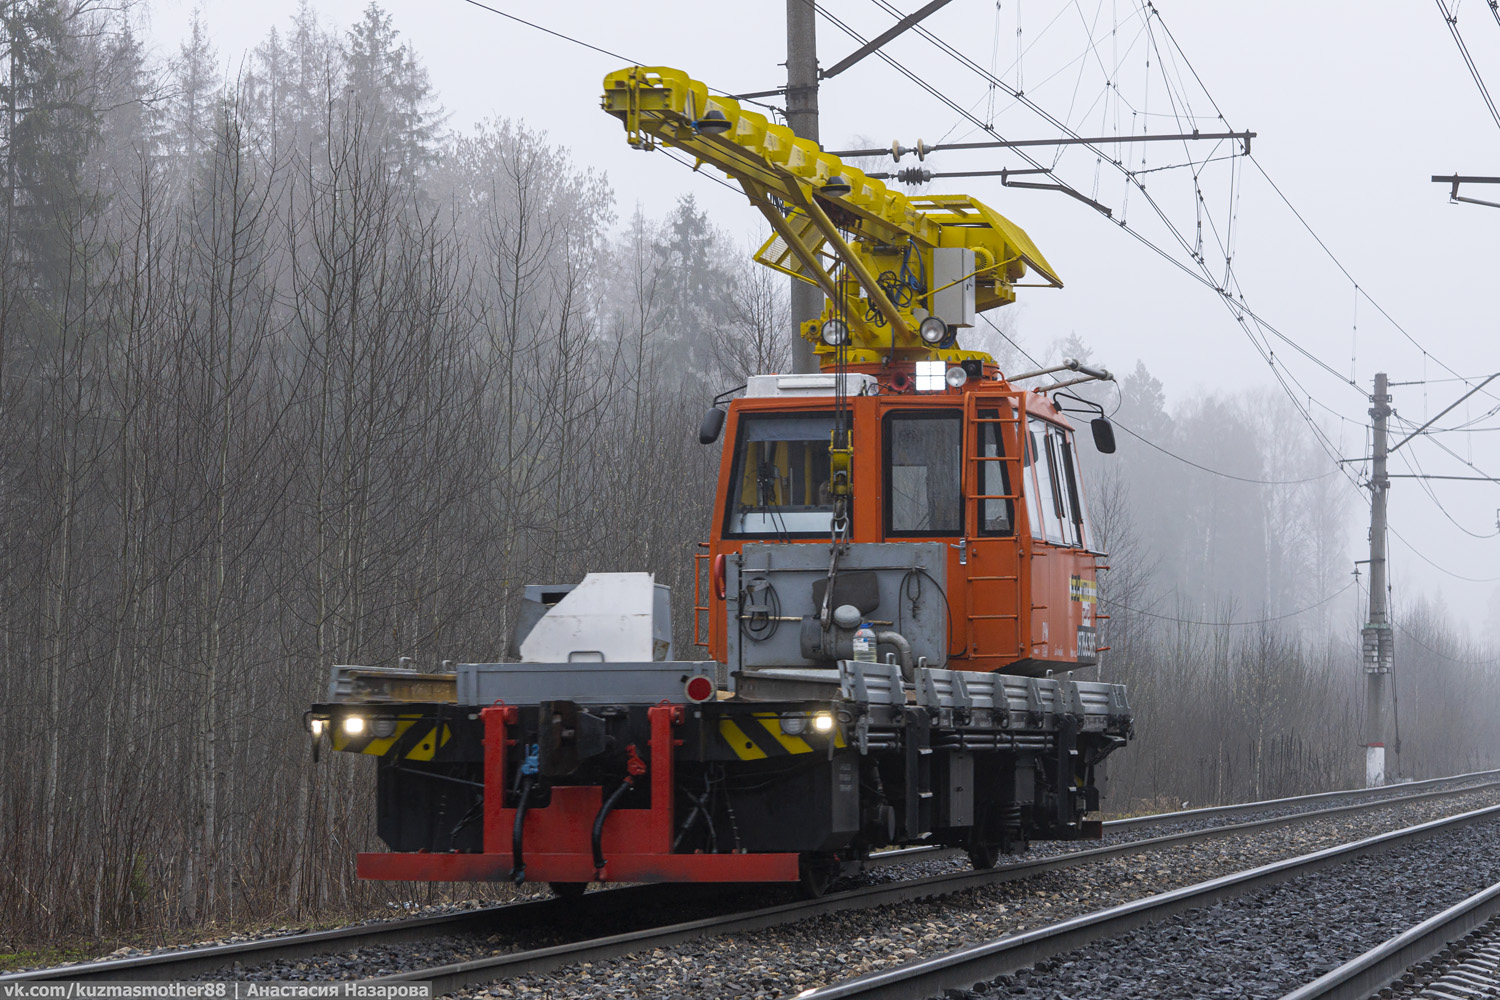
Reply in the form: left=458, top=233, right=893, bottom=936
left=672, top=787, right=715, bottom=852
left=592, top=777, right=634, bottom=874
left=511, top=775, right=535, bottom=884
left=447, top=799, right=482, bottom=843
left=671, top=802, right=700, bottom=853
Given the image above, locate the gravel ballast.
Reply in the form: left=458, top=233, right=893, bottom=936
left=474, top=791, right=1500, bottom=1000
left=958, top=815, right=1500, bottom=1000
left=18, top=780, right=1500, bottom=994
left=202, top=786, right=1500, bottom=995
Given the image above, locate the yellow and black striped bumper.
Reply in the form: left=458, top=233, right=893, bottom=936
left=716, top=711, right=846, bottom=761
left=331, top=715, right=452, bottom=761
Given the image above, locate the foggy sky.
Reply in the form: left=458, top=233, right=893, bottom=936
left=144, top=0, right=1500, bottom=638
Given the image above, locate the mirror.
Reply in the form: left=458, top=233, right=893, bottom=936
left=699, top=406, right=727, bottom=445
left=1090, top=417, right=1117, bottom=454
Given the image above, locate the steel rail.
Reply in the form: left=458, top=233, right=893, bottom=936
left=350, top=782, right=1500, bottom=993
left=1276, top=880, right=1500, bottom=1000
left=1103, top=766, right=1500, bottom=830
left=0, top=884, right=694, bottom=984
left=7, top=771, right=1497, bottom=986
left=798, top=804, right=1500, bottom=999
left=866, top=766, right=1500, bottom=865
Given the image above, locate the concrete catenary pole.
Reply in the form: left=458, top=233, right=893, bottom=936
left=1363, top=371, right=1393, bottom=787
left=786, top=0, right=821, bottom=374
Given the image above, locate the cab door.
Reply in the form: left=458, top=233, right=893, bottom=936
left=1019, top=413, right=1097, bottom=668
left=961, top=390, right=1026, bottom=669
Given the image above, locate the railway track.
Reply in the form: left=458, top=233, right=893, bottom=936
left=5, top=769, right=1499, bottom=991
left=798, top=803, right=1500, bottom=999
left=868, top=765, right=1500, bottom=868
left=1278, top=879, right=1500, bottom=1000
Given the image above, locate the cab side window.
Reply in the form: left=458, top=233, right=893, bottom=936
left=885, top=411, right=962, bottom=535
left=1025, top=416, right=1086, bottom=547
left=1025, top=418, right=1062, bottom=543
left=1058, top=432, right=1087, bottom=548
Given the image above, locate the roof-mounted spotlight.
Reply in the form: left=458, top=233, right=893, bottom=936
left=918, top=316, right=947, bottom=345
left=820, top=318, right=850, bottom=346
left=821, top=175, right=852, bottom=198
left=914, top=360, right=945, bottom=391
left=694, top=109, right=732, bottom=135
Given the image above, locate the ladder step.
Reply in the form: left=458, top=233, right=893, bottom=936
left=968, top=614, right=1020, bottom=620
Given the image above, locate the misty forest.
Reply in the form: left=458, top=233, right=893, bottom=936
left=2, top=0, right=1497, bottom=944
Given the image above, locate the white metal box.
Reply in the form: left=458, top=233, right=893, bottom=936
left=519, top=572, right=672, bottom=662
left=931, top=247, right=977, bottom=328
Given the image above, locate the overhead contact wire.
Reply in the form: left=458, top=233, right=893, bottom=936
left=451, top=0, right=785, bottom=112
left=1435, top=0, right=1500, bottom=132
left=855, top=1, right=1362, bottom=407
left=1101, top=580, right=1356, bottom=627
left=1146, top=3, right=1498, bottom=404
left=1113, top=421, right=1338, bottom=484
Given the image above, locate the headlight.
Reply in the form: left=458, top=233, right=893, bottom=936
left=371, top=717, right=396, bottom=739
left=813, top=712, right=835, bottom=733
left=342, top=716, right=365, bottom=735
left=919, top=316, right=947, bottom=344
left=310, top=718, right=325, bottom=737
left=820, top=319, right=849, bottom=346
left=944, top=365, right=968, bottom=389
left=780, top=714, right=808, bottom=736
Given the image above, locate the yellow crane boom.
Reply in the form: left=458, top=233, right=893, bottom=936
left=601, top=65, right=1062, bottom=367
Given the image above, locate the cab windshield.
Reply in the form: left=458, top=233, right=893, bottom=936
left=725, top=412, right=845, bottom=536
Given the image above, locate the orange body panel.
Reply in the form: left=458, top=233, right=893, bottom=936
left=705, top=376, right=1102, bottom=675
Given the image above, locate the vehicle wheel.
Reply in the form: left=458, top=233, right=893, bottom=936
left=967, top=842, right=1002, bottom=870
left=797, top=855, right=837, bottom=898
left=548, top=881, right=587, bottom=900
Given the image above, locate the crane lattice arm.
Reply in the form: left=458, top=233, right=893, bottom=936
left=601, top=66, right=1062, bottom=366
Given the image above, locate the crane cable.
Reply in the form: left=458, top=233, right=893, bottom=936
left=821, top=253, right=854, bottom=631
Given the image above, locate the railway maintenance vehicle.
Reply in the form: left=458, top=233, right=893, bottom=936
left=306, top=65, right=1133, bottom=896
